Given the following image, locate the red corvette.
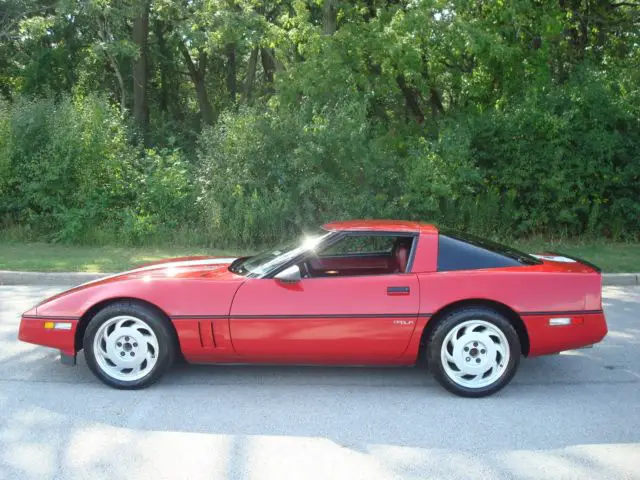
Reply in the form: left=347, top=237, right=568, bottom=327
left=18, top=220, right=607, bottom=397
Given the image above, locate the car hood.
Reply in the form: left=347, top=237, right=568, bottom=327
left=88, top=256, right=239, bottom=284
left=26, top=256, right=244, bottom=317
left=32, top=256, right=239, bottom=309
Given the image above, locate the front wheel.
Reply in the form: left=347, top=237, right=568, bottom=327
left=83, top=302, right=176, bottom=389
left=427, top=307, right=521, bottom=398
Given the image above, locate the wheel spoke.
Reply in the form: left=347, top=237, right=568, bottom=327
left=452, top=370, right=474, bottom=381
left=478, top=363, right=495, bottom=378
left=143, top=333, right=159, bottom=353
left=115, top=317, right=130, bottom=330
left=443, top=342, right=456, bottom=362
left=451, top=323, right=466, bottom=342
left=445, top=353, right=457, bottom=366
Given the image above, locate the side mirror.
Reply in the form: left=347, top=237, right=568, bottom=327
left=275, top=265, right=302, bottom=283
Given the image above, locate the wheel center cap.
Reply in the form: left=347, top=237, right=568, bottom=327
left=123, top=343, right=133, bottom=352
left=470, top=347, right=479, bottom=357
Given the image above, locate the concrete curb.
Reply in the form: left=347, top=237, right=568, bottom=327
left=602, top=273, right=639, bottom=286
left=0, top=270, right=638, bottom=287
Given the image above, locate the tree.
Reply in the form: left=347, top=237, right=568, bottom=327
left=132, top=0, right=151, bottom=132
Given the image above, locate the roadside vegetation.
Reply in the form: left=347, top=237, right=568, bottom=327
left=0, top=2, right=638, bottom=260
left=0, top=240, right=638, bottom=274
left=0, top=242, right=243, bottom=273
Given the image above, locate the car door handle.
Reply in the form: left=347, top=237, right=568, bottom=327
left=387, top=286, right=410, bottom=296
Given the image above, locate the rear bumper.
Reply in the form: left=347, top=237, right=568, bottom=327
left=523, top=311, right=608, bottom=356
left=18, top=316, right=78, bottom=357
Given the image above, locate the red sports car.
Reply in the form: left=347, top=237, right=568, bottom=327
left=18, top=220, right=607, bottom=397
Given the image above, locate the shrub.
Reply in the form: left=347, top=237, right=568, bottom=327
left=2, top=66, right=638, bottom=249
left=198, top=98, right=404, bottom=247
left=0, top=95, right=199, bottom=245
left=0, top=95, right=133, bottom=241
left=115, top=147, right=199, bottom=245
left=197, top=73, right=640, bottom=248
left=466, top=72, right=640, bottom=239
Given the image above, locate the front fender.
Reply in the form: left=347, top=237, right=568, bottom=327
left=36, top=277, right=245, bottom=319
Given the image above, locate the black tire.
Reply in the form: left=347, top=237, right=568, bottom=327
left=427, top=307, right=521, bottom=398
left=83, top=302, right=176, bottom=389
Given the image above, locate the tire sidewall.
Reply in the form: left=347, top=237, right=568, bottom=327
left=83, top=303, right=176, bottom=389
left=428, top=308, right=521, bottom=398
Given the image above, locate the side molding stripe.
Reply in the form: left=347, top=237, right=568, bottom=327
left=24, top=310, right=603, bottom=322
left=172, top=313, right=433, bottom=320
left=520, top=310, right=603, bottom=316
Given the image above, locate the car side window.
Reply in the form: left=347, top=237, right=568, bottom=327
left=300, top=234, right=414, bottom=277
left=319, top=235, right=396, bottom=256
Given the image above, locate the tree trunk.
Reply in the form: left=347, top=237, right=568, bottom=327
left=132, top=0, right=150, bottom=133
left=429, top=87, right=445, bottom=117
left=194, top=73, right=214, bottom=126
left=97, top=18, right=126, bottom=113
left=260, top=47, right=284, bottom=84
left=261, top=47, right=275, bottom=93
left=323, top=0, right=338, bottom=35
left=226, top=42, right=237, bottom=104
left=243, top=47, right=259, bottom=103
left=155, top=21, right=169, bottom=114
left=110, top=56, right=126, bottom=114
left=364, top=0, right=376, bottom=21
left=178, top=41, right=214, bottom=126
left=560, top=0, right=589, bottom=61
left=396, top=74, right=424, bottom=124
left=419, top=57, right=445, bottom=118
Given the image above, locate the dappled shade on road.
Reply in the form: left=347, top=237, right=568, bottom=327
left=1, top=286, right=639, bottom=479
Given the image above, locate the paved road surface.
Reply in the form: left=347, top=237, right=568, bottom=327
left=1, top=285, right=639, bottom=480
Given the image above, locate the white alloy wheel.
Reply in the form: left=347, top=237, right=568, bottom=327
left=440, top=319, right=510, bottom=389
left=92, top=315, right=160, bottom=382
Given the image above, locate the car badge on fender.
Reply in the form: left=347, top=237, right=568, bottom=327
left=393, top=320, right=415, bottom=326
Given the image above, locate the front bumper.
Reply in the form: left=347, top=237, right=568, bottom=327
left=523, top=311, right=608, bottom=356
left=18, top=316, right=79, bottom=357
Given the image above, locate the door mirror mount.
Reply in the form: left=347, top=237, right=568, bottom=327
left=274, top=265, right=302, bottom=283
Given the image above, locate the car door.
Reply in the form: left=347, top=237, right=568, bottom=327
left=228, top=248, right=420, bottom=363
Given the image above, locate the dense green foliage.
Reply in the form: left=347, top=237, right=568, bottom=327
left=0, top=96, right=198, bottom=244
left=1, top=0, right=639, bottom=247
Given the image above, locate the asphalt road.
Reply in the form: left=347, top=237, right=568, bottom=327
left=1, top=286, right=639, bottom=480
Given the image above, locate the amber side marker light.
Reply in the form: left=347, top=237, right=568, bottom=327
left=43, top=321, right=73, bottom=330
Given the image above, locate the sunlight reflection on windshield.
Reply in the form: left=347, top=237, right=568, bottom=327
left=301, top=235, right=323, bottom=251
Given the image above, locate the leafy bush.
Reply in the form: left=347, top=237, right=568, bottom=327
left=2, top=68, right=639, bottom=249
left=197, top=72, right=640, bottom=248
left=0, top=95, right=131, bottom=241
left=198, top=98, right=404, bottom=247
left=115, top=148, right=199, bottom=245
left=0, top=95, right=199, bottom=245
left=464, top=72, right=640, bottom=240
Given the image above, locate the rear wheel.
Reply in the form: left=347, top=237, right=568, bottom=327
left=83, top=302, right=176, bottom=389
left=427, top=307, right=520, bottom=397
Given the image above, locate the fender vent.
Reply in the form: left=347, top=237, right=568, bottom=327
left=197, top=320, right=216, bottom=348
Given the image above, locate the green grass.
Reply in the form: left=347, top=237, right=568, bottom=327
left=0, top=243, right=246, bottom=273
left=514, top=240, right=640, bottom=273
left=0, top=240, right=638, bottom=273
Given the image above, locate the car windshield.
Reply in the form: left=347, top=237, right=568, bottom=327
left=229, top=231, right=332, bottom=277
